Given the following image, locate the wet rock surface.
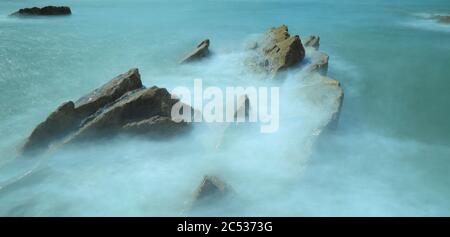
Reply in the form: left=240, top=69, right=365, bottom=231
left=23, top=69, right=192, bottom=153
left=12, top=6, right=71, bottom=16
left=179, top=39, right=210, bottom=63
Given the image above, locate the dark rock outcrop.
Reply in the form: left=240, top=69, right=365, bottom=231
left=248, top=25, right=305, bottom=76
left=12, top=6, right=71, bottom=16
left=303, top=35, right=320, bottom=50
left=179, top=39, right=210, bottom=63
left=23, top=69, right=143, bottom=153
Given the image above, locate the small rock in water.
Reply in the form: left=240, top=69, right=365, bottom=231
left=12, top=6, right=72, bottom=16
left=247, top=25, right=306, bottom=77
left=179, top=39, right=210, bottom=63
left=432, top=15, right=450, bottom=24
left=303, top=35, right=320, bottom=50
left=194, top=176, right=231, bottom=202
left=22, top=68, right=143, bottom=154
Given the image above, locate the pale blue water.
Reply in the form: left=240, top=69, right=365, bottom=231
left=0, top=0, right=450, bottom=216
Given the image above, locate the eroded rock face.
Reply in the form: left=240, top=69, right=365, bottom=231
left=179, top=39, right=210, bottom=63
left=12, top=6, right=71, bottom=16
left=248, top=25, right=305, bottom=76
left=303, top=35, right=320, bottom=50
left=74, top=68, right=143, bottom=118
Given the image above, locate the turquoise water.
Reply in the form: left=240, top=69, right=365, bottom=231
left=0, top=0, right=450, bottom=216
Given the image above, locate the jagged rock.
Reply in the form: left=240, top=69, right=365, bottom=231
left=249, top=25, right=305, bottom=76
left=22, top=69, right=143, bottom=153
left=303, top=35, right=320, bottom=50
left=432, top=15, right=450, bottom=24
left=179, top=39, right=210, bottom=63
left=11, top=6, right=71, bottom=16
left=22, top=101, right=77, bottom=152
left=74, top=68, right=143, bottom=118
left=305, top=51, right=329, bottom=76
left=194, top=176, right=230, bottom=202
left=65, top=86, right=188, bottom=143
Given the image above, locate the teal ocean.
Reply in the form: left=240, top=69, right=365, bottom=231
left=0, top=0, right=450, bottom=216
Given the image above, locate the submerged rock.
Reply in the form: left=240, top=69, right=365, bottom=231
left=432, top=15, right=450, bottom=24
left=12, top=6, right=71, bottom=16
left=248, top=25, right=305, bottom=76
left=234, top=95, right=251, bottom=121
left=179, top=39, right=210, bottom=63
left=303, top=35, right=320, bottom=50
left=194, top=176, right=231, bottom=203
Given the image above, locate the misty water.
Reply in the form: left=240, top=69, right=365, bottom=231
left=1, top=0, right=450, bottom=216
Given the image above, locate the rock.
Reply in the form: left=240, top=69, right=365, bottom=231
left=22, top=69, right=143, bottom=153
left=215, top=94, right=254, bottom=149
left=22, top=101, right=77, bottom=152
left=305, top=51, right=329, bottom=76
left=74, top=68, right=143, bottom=118
left=122, top=115, right=190, bottom=138
left=234, top=95, right=251, bottom=121
left=432, top=15, right=450, bottom=24
left=249, top=25, right=305, bottom=76
left=194, top=176, right=230, bottom=202
left=179, top=39, right=210, bottom=63
left=303, top=35, right=320, bottom=50
left=297, top=74, right=344, bottom=130
left=12, top=6, right=71, bottom=16
left=325, top=79, right=344, bottom=130
left=65, top=86, right=189, bottom=143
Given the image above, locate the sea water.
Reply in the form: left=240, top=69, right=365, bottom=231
left=0, top=0, right=450, bottom=216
